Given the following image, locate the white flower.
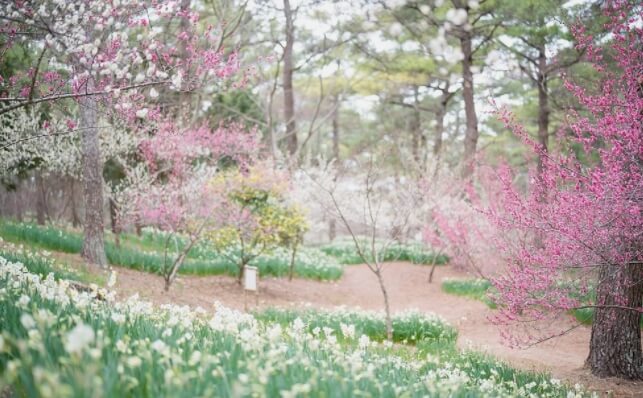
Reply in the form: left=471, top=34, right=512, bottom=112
left=18, top=294, right=30, bottom=307
left=340, top=323, right=355, bottom=339
left=116, top=339, right=128, bottom=353
left=292, top=318, right=305, bottom=333
left=135, top=108, right=149, bottom=119
left=111, top=313, right=126, bottom=324
left=171, top=72, right=183, bottom=89
left=188, top=350, right=201, bottom=365
left=445, top=8, right=468, bottom=25
left=20, top=313, right=36, bottom=329
left=151, top=339, right=166, bottom=353
left=107, top=271, right=117, bottom=288
left=468, top=0, right=479, bottom=9
left=149, top=88, right=159, bottom=99
left=65, top=323, right=95, bottom=354
left=358, top=334, right=370, bottom=349
left=389, top=22, right=403, bottom=36
left=127, top=356, right=142, bottom=367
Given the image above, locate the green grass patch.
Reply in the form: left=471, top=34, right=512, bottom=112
left=441, top=278, right=497, bottom=309
left=320, top=238, right=448, bottom=265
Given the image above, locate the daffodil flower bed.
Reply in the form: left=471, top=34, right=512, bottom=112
left=320, top=238, right=448, bottom=266
left=0, top=222, right=343, bottom=281
left=0, top=256, right=591, bottom=397
left=255, top=307, right=457, bottom=345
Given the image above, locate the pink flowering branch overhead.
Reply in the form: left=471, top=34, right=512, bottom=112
left=0, top=1, right=241, bottom=120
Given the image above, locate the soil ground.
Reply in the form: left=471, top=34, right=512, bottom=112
left=43, top=251, right=643, bottom=397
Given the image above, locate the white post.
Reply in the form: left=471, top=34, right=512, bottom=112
left=244, top=265, right=258, bottom=310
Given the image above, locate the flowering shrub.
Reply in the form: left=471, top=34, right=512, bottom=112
left=206, top=166, right=309, bottom=283
left=0, top=256, right=590, bottom=397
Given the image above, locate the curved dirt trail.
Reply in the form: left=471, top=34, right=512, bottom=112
left=111, top=262, right=641, bottom=397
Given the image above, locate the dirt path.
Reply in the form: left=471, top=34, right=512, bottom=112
left=34, top=249, right=642, bottom=396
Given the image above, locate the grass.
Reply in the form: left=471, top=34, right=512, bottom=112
left=441, top=278, right=497, bottom=309
left=320, top=238, right=448, bottom=265
left=0, top=221, right=342, bottom=281
left=0, top=255, right=588, bottom=397
left=254, top=307, right=458, bottom=345
left=441, top=278, right=643, bottom=328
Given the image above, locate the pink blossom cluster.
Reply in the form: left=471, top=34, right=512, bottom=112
left=0, top=1, right=241, bottom=124
left=482, top=1, right=642, bottom=345
left=131, top=122, right=260, bottom=232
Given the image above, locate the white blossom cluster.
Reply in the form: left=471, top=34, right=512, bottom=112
left=0, top=255, right=592, bottom=397
left=2, top=0, right=182, bottom=92
left=0, top=106, right=139, bottom=179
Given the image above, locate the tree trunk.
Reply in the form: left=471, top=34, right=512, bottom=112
left=332, top=94, right=340, bottom=162
left=164, top=237, right=198, bottom=291
left=238, top=260, right=246, bottom=285
left=79, top=88, right=108, bottom=269
left=411, top=86, right=422, bottom=163
left=69, top=178, right=81, bottom=227
left=329, top=93, right=339, bottom=242
left=427, top=249, right=444, bottom=284
left=375, top=269, right=393, bottom=341
left=288, top=241, right=298, bottom=282
left=35, top=173, right=46, bottom=225
left=109, top=197, right=120, bottom=248
left=460, top=32, right=479, bottom=179
left=536, top=44, right=549, bottom=176
left=587, top=262, right=643, bottom=379
left=433, top=87, right=451, bottom=160
left=282, top=0, right=297, bottom=156
left=14, top=189, right=23, bottom=222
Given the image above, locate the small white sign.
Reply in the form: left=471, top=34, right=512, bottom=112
left=244, top=265, right=257, bottom=291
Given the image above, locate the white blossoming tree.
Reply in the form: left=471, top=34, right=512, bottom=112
left=0, top=1, right=243, bottom=267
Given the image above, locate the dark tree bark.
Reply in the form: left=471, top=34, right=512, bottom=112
left=109, top=197, right=120, bottom=247
left=79, top=86, right=108, bottom=268
left=282, top=0, right=297, bottom=155
left=460, top=31, right=479, bottom=179
left=14, top=189, right=23, bottom=222
left=536, top=43, right=550, bottom=176
left=329, top=93, right=340, bottom=242
left=35, top=173, right=46, bottom=225
left=69, top=177, right=81, bottom=227
left=411, top=86, right=422, bottom=163
left=332, top=94, right=340, bottom=162
left=587, top=262, right=643, bottom=379
left=375, top=269, right=393, bottom=341
left=433, top=86, right=453, bottom=158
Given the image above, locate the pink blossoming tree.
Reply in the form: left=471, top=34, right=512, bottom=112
left=0, top=0, right=241, bottom=268
left=117, top=120, right=259, bottom=291
left=485, top=1, right=642, bottom=379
